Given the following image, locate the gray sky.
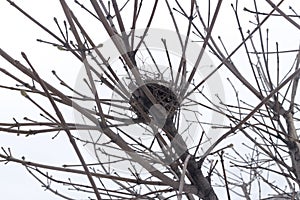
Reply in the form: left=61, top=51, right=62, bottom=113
left=0, top=0, right=299, bottom=199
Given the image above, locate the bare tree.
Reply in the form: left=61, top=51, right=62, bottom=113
left=0, top=0, right=299, bottom=199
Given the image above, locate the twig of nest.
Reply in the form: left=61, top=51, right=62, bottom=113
left=129, top=82, right=180, bottom=119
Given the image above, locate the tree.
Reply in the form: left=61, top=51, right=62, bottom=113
left=0, top=0, right=299, bottom=199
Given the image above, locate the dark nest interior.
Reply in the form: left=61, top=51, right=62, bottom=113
left=129, top=82, right=180, bottom=120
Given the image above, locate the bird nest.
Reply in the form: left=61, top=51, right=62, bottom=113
left=129, top=82, right=180, bottom=119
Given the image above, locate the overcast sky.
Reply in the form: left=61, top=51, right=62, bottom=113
left=0, top=0, right=299, bottom=199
